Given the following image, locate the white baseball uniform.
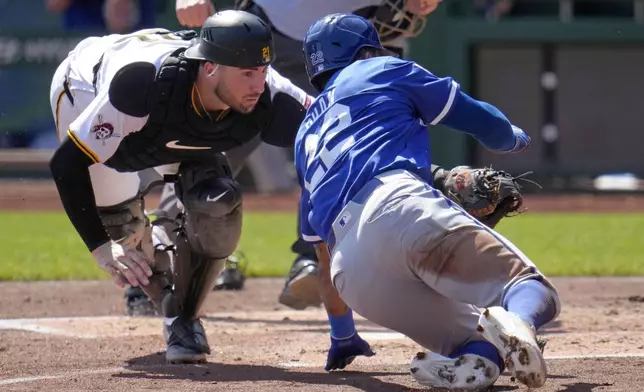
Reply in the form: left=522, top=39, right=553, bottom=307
left=49, top=28, right=307, bottom=207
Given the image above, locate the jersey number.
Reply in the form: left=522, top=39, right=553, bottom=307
left=303, top=103, right=355, bottom=192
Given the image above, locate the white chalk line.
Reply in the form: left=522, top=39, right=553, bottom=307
left=0, top=367, right=123, bottom=386
left=1, top=353, right=643, bottom=386
left=0, top=318, right=399, bottom=340
left=2, top=314, right=644, bottom=385
left=0, top=318, right=106, bottom=338
left=0, top=311, right=329, bottom=339
left=0, top=310, right=326, bottom=328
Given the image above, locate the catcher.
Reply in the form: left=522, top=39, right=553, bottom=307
left=48, top=11, right=311, bottom=364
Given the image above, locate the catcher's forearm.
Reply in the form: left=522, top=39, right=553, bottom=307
left=314, top=243, right=350, bottom=317
left=50, top=138, right=111, bottom=252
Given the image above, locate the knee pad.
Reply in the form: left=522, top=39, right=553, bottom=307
left=182, top=175, right=241, bottom=218
left=183, top=180, right=242, bottom=259
left=98, top=197, right=147, bottom=249
left=177, top=160, right=243, bottom=259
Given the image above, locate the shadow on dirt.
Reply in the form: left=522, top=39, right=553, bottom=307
left=556, top=382, right=614, bottom=392
left=119, top=352, right=410, bottom=391
left=117, top=352, right=519, bottom=391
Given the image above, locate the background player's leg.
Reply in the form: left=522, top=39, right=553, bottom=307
left=278, top=222, right=321, bottom=310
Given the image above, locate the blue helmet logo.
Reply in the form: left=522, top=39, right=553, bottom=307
left=303, top=13, right=384, bottom=89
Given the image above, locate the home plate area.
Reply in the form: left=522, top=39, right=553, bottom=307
left=0, top=277, right=643, bottom=391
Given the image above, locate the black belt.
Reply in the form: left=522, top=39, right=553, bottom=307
left=62, top=76, right=74, bottom=105
left=92, top=53, right=104, bottom=96
left=60, top=52, right=104, bottom=105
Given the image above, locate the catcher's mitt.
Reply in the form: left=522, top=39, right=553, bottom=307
left=439, top=166, right=536, bottom=229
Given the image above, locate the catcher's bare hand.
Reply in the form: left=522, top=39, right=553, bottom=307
left=91, top=241, right=153, bottom=288
left=176, top=0, right=215, bottom=27
left=405, top=0, right=443, bottom=16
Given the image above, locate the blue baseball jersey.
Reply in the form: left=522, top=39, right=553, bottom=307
left=294, top=56, right=460, bottom=243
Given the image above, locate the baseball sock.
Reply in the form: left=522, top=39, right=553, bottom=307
left=450, top=340, right=505, bottom=372
left=503, top=279, right=557, bottom=330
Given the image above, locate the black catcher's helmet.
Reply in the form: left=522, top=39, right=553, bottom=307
left=184, top=10, right=275, bottom=67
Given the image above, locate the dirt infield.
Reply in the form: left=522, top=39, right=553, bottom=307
left=1, top=181, right=644, bottom=391
left=0, top=277, right=643, bottom=391
left=2, top=179, right=644, bottom=212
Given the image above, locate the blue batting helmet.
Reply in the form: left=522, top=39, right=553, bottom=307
left=303, top=13, right=384, bottom=90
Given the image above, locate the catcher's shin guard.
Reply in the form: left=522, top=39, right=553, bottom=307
left=161, top=231, right=226, bottom=363
left=164, top=158, right=243, bottom=318
left=171, top=231, right=227, bottom=320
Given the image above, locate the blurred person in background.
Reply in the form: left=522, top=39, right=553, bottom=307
left=26, top=1, right=158, bottom=150
left=473, top=0, right=514, bottom=20
left=45, top=0, right=158, bottom=33
left=145, top=0, right=443, bottom=312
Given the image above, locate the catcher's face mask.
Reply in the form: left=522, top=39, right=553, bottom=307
left=370, top=0, right=428, bottom=44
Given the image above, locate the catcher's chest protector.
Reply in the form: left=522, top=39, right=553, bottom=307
left=105, top=49, right=272, bottom=173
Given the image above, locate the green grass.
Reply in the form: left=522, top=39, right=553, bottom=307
left=494, top=213, right=644, bottom=276
left=0, top=211, right=642, bottom=281
left=0, top=211, right=299, bottom=281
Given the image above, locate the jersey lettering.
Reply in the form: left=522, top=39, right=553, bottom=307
left=303, top=103, right=356, bottom=192
left=295, top=57, right=458, bottom=243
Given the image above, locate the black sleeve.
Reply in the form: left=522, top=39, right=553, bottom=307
left=260, top=92, right=307, bottom=148
left=49, top=138, right=111, bottom=252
